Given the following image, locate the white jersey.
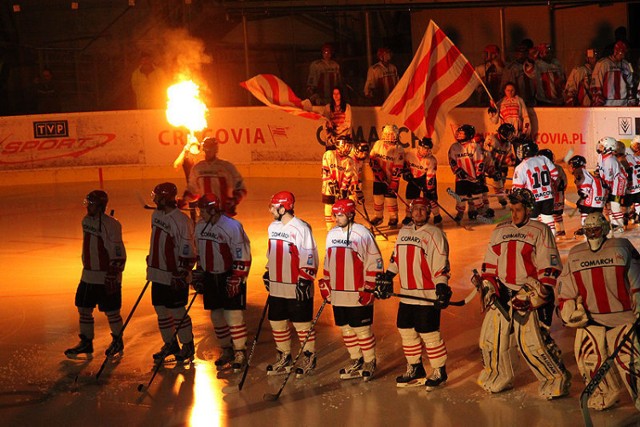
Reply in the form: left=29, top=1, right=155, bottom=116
left=484, top=134, right=513, bottom=173
left=81, top=213, right=126, bottom=284
left=564, top=64, right=593, bottom=106
left=596, top=153, right=627, bottom=197
left=448, top=140, right=486, bottom=182
left=195, top=215, right=251, bottom=277
left=626, top=152, right=640, bottom=194
left=147, top=208, right=196, bottom=286
left=534, top=58, right=565, bottom=105
left=266, top=217, right=318, bottom=300
left=387, top=223, right=450, bottom=306
left=575, top=169, right=608, bottom=209
left=489, top=95, right=530, bottom=136
left=590, top=56, right=635, bottom=106
left=322, top=150, right=357, bottom=196
left=188, top=158, right=247, bottom=204
left=512, top=155, right=559, bottom=202
left=482, top=219, right=561, bottom=291
left=558, top=238, right=640, bottom=327
left=323, top=223, right=383, bottom=307
left=404, top=150, right=437, bottom=189
left=307, top=59, right=341, bottom=105
left=364, top=61, right=399, bottom=104
left=369, top=140, right=404, bottom=184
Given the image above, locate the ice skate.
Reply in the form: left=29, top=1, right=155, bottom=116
left=499, top=199, right=508, bottom=208
left=387, top=218, right=399, bottom=229
left=361, top=359, right=376, bottom=382
left=453, top=213, right=463, bottom=222
left=396, top=361, right=427, bottom=388
left=295, top=351, right=317, bottom=378
left=231, top=350, right=247, bottom=373
left=425, top=366, right=447, bottom=391
left=369, top=217, right=383, bottom=227
left=175, top=341, right=195, bottom=364
left=266, top=351, right=292, bottom=376
left=339, top=357, right=364, bottom=380
left=483, top=208, right=495, bottom=218
left=152, top=340, right=180, bottom=364
left=468, top=210, right=478, bottom=220
left=215, top=346, right=235, bottom=370
left=105, top=333, right=124, bottom=359
left=64, top=334, right=93, bottom=360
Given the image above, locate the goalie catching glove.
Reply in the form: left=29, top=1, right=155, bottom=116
left=512, top=277, right=550, bottom=311
left=560, top=296, right=588, bottom=328
left=374, top=271, right=395, bottom=299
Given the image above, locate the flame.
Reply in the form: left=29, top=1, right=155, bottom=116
left=166, top=79, right=208, bottom=133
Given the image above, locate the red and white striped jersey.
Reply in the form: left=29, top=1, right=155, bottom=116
left=323, top=223, right=383, bottom=307
left=188, top=158, right=247, bottom=204
left=322, top=150, right=357, bottom=196
left=482, top=219, right=561, bottom=291
left=322, top=104, right=352, bottom=137
left=491, top=95, right=530, bottom=135
left=81, top=213, right=126, bottom=284
left=364, top=61, right=399, bottom=104
left=534, top=58, right=566, bottom=105
left=575, top=169, right=608, bottom=209
left=405, top=150, right=437, bottom=189
left=590, top=56, right=635, bottom=106
left=387, top=223, right=450, bottom=306
left=195, top=215, right=251, bottom=277
left=266, top=216, right=318, bottom=300
left=448, top=140, right=486, bottom=182
left=625, top=153, right=640, bottom=194
left=307, top=59, right=341, bottom=104
left=369, top=140, right=405, bottom=184
left=558, top=238, right=640, bottom=327
left=564, top=64, right=593, bottom=106
left=484, top=134, right=513, bottom=172
left=147, top=208, right=196, bottom=286
left=597, top=153, right=628, bottom=197
left=512, top=155, right=558, bottom=202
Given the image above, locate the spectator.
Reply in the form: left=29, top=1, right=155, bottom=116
left=307, top=43, right=342, bottom=106
left=591, top=41, right=637, bottom=106
left=534, top=43, right=565, bottom=106
left=474, top=44, right=504, bottom=105
left=501, top=42, right=537, bottom=106
left=364, top=47, right=399, bottom=106
left=34, top=68, right=60, bottom=113
left=564, top=48, right=598, bottom=106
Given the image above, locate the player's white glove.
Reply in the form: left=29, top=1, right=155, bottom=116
left=560, top=296, right=588, bottom=328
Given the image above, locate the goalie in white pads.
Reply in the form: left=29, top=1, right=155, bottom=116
left=558, top=212, right=640, bottom=411
left=264, top=191, right=320, bottom=377
left=375, top=197, right=451, bottom=390
left=478, top=187, right=570, bottom=399
left=320, top=199, right=383, bottom=381
left=192, top=193, right=251, bottom=372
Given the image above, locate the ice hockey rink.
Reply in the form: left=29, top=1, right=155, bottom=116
left=1, top=173, right=640, bottom=427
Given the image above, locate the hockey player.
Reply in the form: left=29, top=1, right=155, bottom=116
left=321, top=135, right=357, bottom=230
left=65, top=190, right=127, bottom=359
left=596, top=136, right=628, bottom=232
left=568, top=155, right=608, bottom=228
left=402, top=137, right=442, bottom=226
left=193, top=193, right=251, bottom=372
left=147, top=182, right=197, bottom=364
left=625, top=136, right=640, bottom=225
left=369, top=124, right=405, bottom=228
left=264, top=191, right=319, bottom=377
left=511, top=141, right=559, bottom=234
left=563, top=48, right=597, bottom=106
left=474, top=44, right=504, bottom=105
left=558, top=212, right=640, bottom=410
left=351, top=141, right=370, bottom=204
left=364, top=47, right=399, bottom=106
left=484, top=123, right=516, bottom=208
left=448, top=124, right=493, bottom=221
left=533, top=43, right=566, bottom=106
left=186, top=137, right=247, bottom=216
left=478, top=188, right=570, bottom=399
left=307, top=43, right=342, bottom=106
left=590, top=41, right=637, bottom=106
left=538, top=149, right=568, bottom=239
left=319, top=199, right=383, bottom=381
left=375, top=198, right=451, bottom=390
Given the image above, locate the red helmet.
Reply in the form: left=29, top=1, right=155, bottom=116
left=410, top=197, right=429, bottom=210
left=332, top=198, right=356, bottom=216
left=197, top=193, right=221, bottom=212
left=270, top=191, right=295, bottom=211
left=321, top=43, right=334, bottom=54
left=84, top=190, right=108, bottom=210
left=152, top=182, right=177, bottom=200
left=484, top=44, right=500, bottom=55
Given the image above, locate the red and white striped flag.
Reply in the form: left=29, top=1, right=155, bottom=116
left=381, top=20, right=481, bottom=140
left=241, top=74, right=324, bottom=121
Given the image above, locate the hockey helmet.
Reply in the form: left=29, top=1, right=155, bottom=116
left=354, top=142, right=370, bottom=160
left=418, top=137, right=433, bottom=149
left=568, top=155, right=587, bottom=170
left=332, top=198, right=356, bottom=216
left=538, top=148, right=554, bottom=163
left=630, top=136, right=640, bottom=155
left=586, top=48, right=598, bottom=59
left=583, top=212, right=610, bottom=252
left=537, top=43, right=551, bottom=57
left=84, top=190, right=108, bottom=210
left=336, top=135, right=353, bottom=156
left=381, top=124, right=399, bottom=143
left=410, top=197, right=430, bottom=210
left=152, top=182, right=178, bottom=200
left=507, top=188, right=535, bottom=210
left=518, top=140, right=538, bottom=159
left=270, top=191, right=295, bottom=211
left=497, top=123, right=516, bottom=142
left=455, top=124, right=475, bottom=142
left=197, top=193, right=222, bottom=213
left=598, top=136, right=618, bottom=154
left=615, top=140, right=627, bottom=156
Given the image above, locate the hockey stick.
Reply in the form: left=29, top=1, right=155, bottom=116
left=263, top=299, right=327, bottom=402
left=446, top=187, right=507, bottom=203
left=95, top=280, right=151, bottom=380
left=364, top=288, right=477, bottom=307
left=354, top=205, right=389, bottom=240
left=137, top=291, right=199, bottom=393
left=222, top=297, right=270, bottom=393
left=580, top=316, right=640, bottom=427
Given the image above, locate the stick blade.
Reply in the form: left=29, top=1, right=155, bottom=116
left=263, top=392, right=280, bottom=402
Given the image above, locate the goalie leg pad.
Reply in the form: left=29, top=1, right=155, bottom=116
left=606, top=324, right=640, bottom=408
left=421, top=331, right=447, bottom=369
left=398, top=328, right=423, bottom=365
left=514, top=310, right=570, bottom=399
left=575, top=326, right=623, bottom=410
left=477, top=308, right=514, bottom=393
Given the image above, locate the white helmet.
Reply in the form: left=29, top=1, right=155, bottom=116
left=631, top=135, right=640, bottom=155
left=583, top=212, right=610, bottom=252
left=598, top=136, right=617, bottom=154
left=381, top=124, right=399, bottom=143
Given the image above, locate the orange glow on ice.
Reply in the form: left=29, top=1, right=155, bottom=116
left=189, top=362, right=223, bottom=427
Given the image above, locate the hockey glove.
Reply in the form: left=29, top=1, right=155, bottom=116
left=522, top=276, right=550, bottom=309
left=434, top=283, right=452, bottom=309
left=487, top=106, right=498, bottom=115
left=454, top=169, right=469, bottom=180
left=191, top=268, right=205, bottom=294
left=560, top=297, right=588, bottom=328
left=327, top=181, right=338, bottom=196
left=262, top=270, right=270, bottom=292
left=358, top=283, right=376, bottom=306
left=296, top=278, right=313, bottom=302
left=402, top=169, right=413, bottom=182
left=339, top=189, right=350, bottom=200
left=355, top=190, right=365, bottom=205
left=318, top=278, right=331, bottom=302
left=374, top=271, right=395, bottom=299
left=171, top=269, right=190, bottom=291
left=481, top=278, right=499, bottom=309
left=388, top=179, right=399, bottom=193
left=226, top=274, right=243, bottom=298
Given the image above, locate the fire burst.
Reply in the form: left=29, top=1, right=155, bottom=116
left=166, top=79, right=208, bottom=167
